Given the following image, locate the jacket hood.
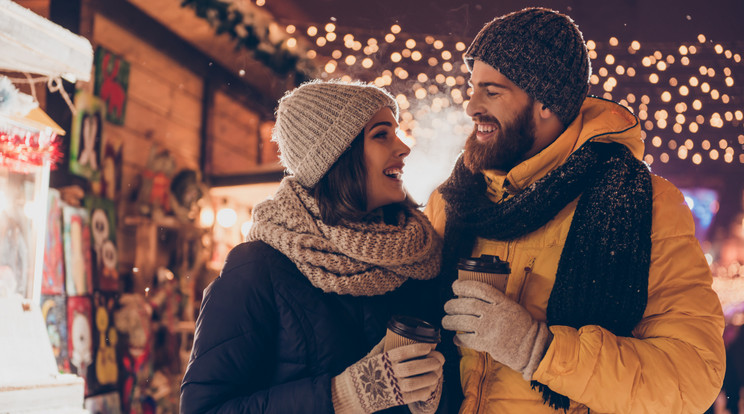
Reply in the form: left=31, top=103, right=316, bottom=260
left=485, top=96, right=644, bottom=193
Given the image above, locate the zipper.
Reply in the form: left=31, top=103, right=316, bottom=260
left=474, top=352, right=489, bottom=413
left=517, top=257, right=537, bottom=304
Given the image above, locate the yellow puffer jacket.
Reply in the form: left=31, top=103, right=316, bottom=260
left=425, top=97, right=725, bottom=413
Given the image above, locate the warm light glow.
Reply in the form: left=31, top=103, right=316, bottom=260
left=660, top=153, right=670, bottom=163
left=307, top=26, right=318, bottom=36
left=345, top=55, right=356, bottom=65
left=661, top=91, right=671, bottom=102
left=326, top=32, right=336, bottom=42
left=692, top=153, right=702, bottom=165
left=710, top=149, right=719, bottom=160
left=442, top=50, right=452, bottom=60
left=391, top=52, right=402, bottom=62
left=644, top=154, right=654, bottom=165
left=443, top=62, right=453, bottom=71
left=692, top=99, right=702, bottom=110
left=605, top=54, right=615, bottom=65
left=587, top=40, right=596, bottom=50
left=599, top=67, right=608, bottom=77
left=631, top=40, right=641, bottom=50
left=678, top=147, right=688, bottom=159
left=679, top=85, right=689, bottom=96
left=217, top=208, right=238, bottom=228
left=703, top=140, right=711, bottom=150
left=331, top=50, right=342, bottom=59
left=689, top=122, right=699, bottom=133
left=433, top=40, right=444, bottom=49
left=411, top=51, right=422, bottom=61
left=657, top=61, right=667, bottom=71
left=362, top=58, right=373, bottom=68
left=726, top=77, right=735, bottom=87
left=391, top=24, right=401, bottom=34
left=316, top=37, right=327, bottom=46
left=652, top=136, right=662, bottom=147
left=609, top=37, right=619, bottom=46
left=405, top=39, right=416, bottom=49
left=200, top=207, right=215, bottom=227
left=455, top=42, right=466, bottom=51
left=325, top=23, right=336, bottom=32
left=385, top=33, right=395, bottom=43
left=286, top=38, right=296, bottom=48
left=286, top=25, right=296, bottom=34
left=679, top=45, right=688, bottom=55
left=324, top=60, right=337, bottom=73
left=698, top=34, right=706, bottom=43
left=649, top=73, right=659, bottom=83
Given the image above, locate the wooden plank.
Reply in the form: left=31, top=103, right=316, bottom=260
left=93, top=13, right=203, bottom=97
left=171, top=88, right=203, bottom=130
left=126, top=65, right=173, bottom=117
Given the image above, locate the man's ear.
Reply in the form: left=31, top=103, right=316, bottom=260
left=538, top=103, right=554, bottom=120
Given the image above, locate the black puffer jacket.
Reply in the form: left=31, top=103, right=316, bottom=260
left=180, top=241, right=441, bottom=414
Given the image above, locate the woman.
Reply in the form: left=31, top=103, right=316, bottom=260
left=180, top=80, right=445, bottom=414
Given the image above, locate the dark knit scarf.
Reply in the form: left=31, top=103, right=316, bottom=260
left=438, top=141, right=653, bottom=411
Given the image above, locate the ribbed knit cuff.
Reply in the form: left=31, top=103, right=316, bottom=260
left=522, top=321, right=554, bottom=380
left=331, top=371, right=366, bottom=414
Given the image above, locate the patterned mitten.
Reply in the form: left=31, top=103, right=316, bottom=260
left=332, top=342, right=444, bottom=414
left=407, top=373, right=443, bottom=414
left=442, top=280, right=553, bottom=380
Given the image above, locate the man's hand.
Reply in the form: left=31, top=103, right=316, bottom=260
left=442, top=280, right=552, bottom=380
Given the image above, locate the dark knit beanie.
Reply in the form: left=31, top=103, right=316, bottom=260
left=464, top=7, right=591, bottom=126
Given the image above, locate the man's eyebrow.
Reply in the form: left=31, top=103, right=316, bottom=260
left=469, top=80, right=511, bottom=89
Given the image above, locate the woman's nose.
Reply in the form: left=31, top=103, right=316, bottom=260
left=395, top=134, right=411, bottom=158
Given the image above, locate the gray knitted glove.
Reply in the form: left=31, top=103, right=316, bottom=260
left=442, top=280, right=553, bottom=380
left=332, top=342, right=444, bottom=414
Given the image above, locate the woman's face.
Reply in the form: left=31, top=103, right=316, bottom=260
left=363, top=107, right=410, bottom=212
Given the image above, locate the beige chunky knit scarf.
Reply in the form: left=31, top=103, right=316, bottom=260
left=247, top=178, right=442, bottom=296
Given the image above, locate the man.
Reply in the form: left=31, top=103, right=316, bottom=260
left=425, top=7, right=726, bottom=413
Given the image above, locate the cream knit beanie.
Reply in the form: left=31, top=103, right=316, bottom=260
left=272, top=79, right=399, bottom=188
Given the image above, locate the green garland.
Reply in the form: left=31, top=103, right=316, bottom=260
left=181, top=0, right=312, bottom=85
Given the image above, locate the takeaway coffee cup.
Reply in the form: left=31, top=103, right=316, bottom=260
left=383, top=315, right=441, bottom=352
left=457, top=254, right=511, bottom=293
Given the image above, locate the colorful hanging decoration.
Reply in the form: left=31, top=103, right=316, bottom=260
left=93, top=46, right=129, bottom=125
left=0, top=76, right=62, bottom=173
left=181, top=0, right=315, bottom=84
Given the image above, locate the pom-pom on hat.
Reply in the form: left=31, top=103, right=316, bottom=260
left=272, top=79, right=399, bottom=188
left=464, top=7, right=591, bottom=126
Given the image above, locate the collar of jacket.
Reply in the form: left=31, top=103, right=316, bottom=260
left=481, top=96, right=644, bottom=201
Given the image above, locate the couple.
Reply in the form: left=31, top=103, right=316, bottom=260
left=180, top=8, right=725, bottom=414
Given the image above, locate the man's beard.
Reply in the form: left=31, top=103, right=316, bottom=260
left=463, top=102, right=537, bottom=173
